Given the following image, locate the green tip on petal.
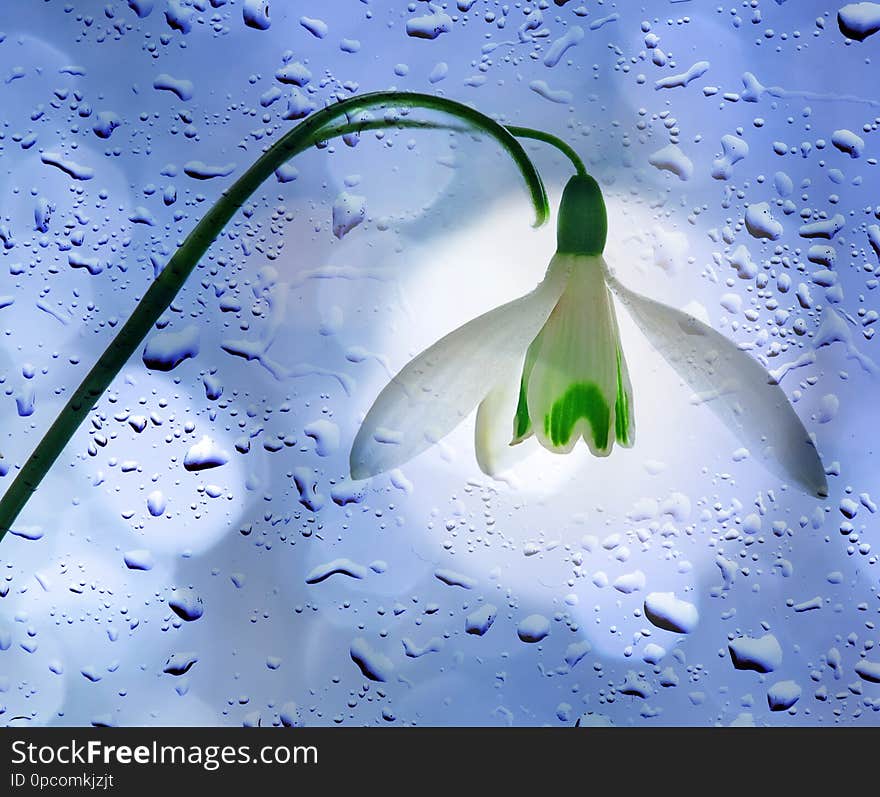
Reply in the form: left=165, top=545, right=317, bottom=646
left=542, top=381, right=611, bottom=450
left=512, top=347, right=537, bottom=444
left=614, top=347, right=633, bottom=446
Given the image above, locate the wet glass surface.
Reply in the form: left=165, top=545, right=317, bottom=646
left=1, top=1, right=879, bottom=727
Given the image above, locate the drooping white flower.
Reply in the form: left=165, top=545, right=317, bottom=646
left=350, top=175, right=827, bottom=498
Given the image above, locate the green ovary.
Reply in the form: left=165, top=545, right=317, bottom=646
left=543, top=382, right=611, bottom=449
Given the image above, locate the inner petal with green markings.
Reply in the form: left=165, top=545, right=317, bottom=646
left=512, top=254, right=634, bottom=456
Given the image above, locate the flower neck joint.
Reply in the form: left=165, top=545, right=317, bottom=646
left=556, top=174, right=607, bottom=256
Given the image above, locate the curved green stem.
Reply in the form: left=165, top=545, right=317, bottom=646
left=322, top=119, right=588, bottom=180
left=506, top=126, right=588, bottom=178
left=0, top=92, right=555, bottom=540
left=305, top=92, right=550, bottom=225
left=314, top=117, right=471, bottom=142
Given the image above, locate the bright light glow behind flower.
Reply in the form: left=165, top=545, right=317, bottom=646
left=363, top=193, right=689, bottom=496
left=357, top=182, right=826, bottom=499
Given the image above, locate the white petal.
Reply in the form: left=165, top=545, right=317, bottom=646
left=525, top=256, right=632, bottom=456
left=350, top=256, right=571, bottom=479
left=606, top=269, right=827, bottom=497
left=475, top=369, right=532, bottom=477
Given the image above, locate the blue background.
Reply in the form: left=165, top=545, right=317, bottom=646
left=1, top=0, right=878, bottom=726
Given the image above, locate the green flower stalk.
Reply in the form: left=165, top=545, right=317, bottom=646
left=0, top=92, right=577, bottom=542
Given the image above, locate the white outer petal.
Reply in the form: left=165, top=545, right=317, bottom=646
left=606, top=268, right=828, bottom=497
left=350, top=255, right=572, bottom=479
left=475, top=367, right=532, bottom=477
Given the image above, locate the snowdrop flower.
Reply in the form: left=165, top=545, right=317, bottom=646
left=350, top=174, right=828, bottom=497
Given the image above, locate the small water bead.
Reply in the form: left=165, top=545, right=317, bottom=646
left=767, top=680, right=801, bottom=711
left=855, top=660, right=880, bottom=682
left=517, top=614, right=550, bottom=643
left=729, top=634, right=783, bottom=673
left=163, top=652, right=198, bottom=676
left=349, top=637, right=393, bottom=682
left=146, top=490, right=166, bottom=517
left=300, top=17, right=328, bottom=39
left=243, top=0, right=270, bottom=31
left=648, top=143, right=693, bottom=180
left=128, top=0, right=154, bottom=18
left=304, top=420, right=340, bottom=457
left=543, top=25, right=584, bottom=68
left=712, top=134, right=749, bottom=180
left=305, top=559, right=368, bottom=584
left=41, top=151, right=94, bottom=180
left=275, top=61, right=312, bottom=87
left=745, top=202, right=784, bottom=240
left=164, top=0, right=194, bottom=34
left=838, top=3, right=880, bottom=41
left=123, top=550, right=155, bottom=571
left=183, top=436, right=229, bottom=472
left=142, top=325, right=200, bottom=371
left=332, top=192, right=366, bottom=239
left=169, top=590, right=204, bottom=622
left=406, top=10, right=453, bottom=40
left=183, top=161, right=236, bottom=180
left=529, top=80, right=573, bottom=104
left=831, top=128, right=865, bottom=157
left=152, top=73, right=194, bottom=101
left=465, top=604, right=497, bottom=636
left=643, top=593, right=699, bottom=634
